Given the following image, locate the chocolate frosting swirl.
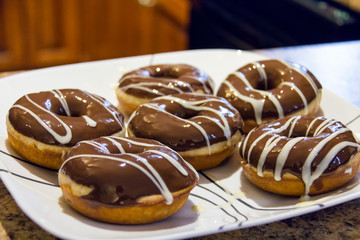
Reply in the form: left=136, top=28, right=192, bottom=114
left=118, top=64, right=214, bottom=98
left=8, top=89, right=124, bottom=146
left=217, top=59, right=322, bottom=124
left=240, top=116, right=360, bottom=195
left=60, top=137, right=198, bottom=207
left=127, top=93, right=243, bottom=152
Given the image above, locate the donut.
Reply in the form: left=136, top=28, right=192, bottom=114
left=59, top=136, right=198, bottom=224
left=116, top=64, right=214, bottom=115
left=127, top=93, right=244, bottom=170
left=6, top=89, right=125, bottom=169
left=239, top=116, right=360, bottom=198
left=217, top=59, right=322, bottom=133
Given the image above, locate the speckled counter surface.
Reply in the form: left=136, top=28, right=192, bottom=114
left=1, top=41, right=360, bottom=239
left=1, top=178, right=360, bottom=240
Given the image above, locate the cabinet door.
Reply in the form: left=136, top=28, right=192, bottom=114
left=0, top=0, right=24, bottom=71
left=24, top=0, right=81, bottom=68
left=0, top=0, right=190, bottom=71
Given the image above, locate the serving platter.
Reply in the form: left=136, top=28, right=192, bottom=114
left=1, top=49, right=360, bottom=240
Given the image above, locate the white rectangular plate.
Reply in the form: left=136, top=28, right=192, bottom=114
left=1, top=49, right=360, bottom=240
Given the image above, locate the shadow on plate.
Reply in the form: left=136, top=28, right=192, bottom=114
left=2, top=139, right=58, bottom=186
left=201, top=146, right=242, bottom=181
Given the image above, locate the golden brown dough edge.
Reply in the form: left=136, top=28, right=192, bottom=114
left=127, top=128, right=242, bottom=170
left=6, top=116, right=125, bottom=170
left=6, top=116, right=69, bottom=169
left=59, top=172, right=197, bottom=224
left=115, top=88, right=151, bottom=116
left=239, top=151, right=360, bottom=196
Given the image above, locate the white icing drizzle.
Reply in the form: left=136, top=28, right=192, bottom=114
left=345, top=167, right=353, bottom=174
left=110, top=136, right=160, bottom=148
left=120, top=69, right=212, bottom=94
left=287, top=115, right=301, bottom=137
left=244, top=116, right=300, bottom=164
left=195, top=71, right=213, bottom=94
left=232, top=71, right=284, bottom=119
left=224, top=60, right=320, bottom=125
left=104, top=137, right=192, bottom=176
left=86, top=92, right=124, bottom=128
left=81, top=140, right=110, bottom=154
left=145, top=149, right=188, bottom=176
left=280, top=82, right=309, bottom=114
left=313, top=119, right=336, bottom=136
left=241, top=128, right=255, bottom=157
left=222, top=80, right=265, bottom=125
left=305, top=117, right=322, bottom=136
left=256, top=116, right=300, bottom=177
left=61, top=137, right=198, bottom=205
left=253, top=61, right=268, bottom=90
left=224, top=72, right=285, bottom=125
left=120, top=78, right=193, bottom=95
left=51, top=89, right=71, bottom=116
left=64, top=153, right=174, bottom=204
left=141, top=103, right=212, bottom=155
left=257, top=135, right=284, bottom=177
left=11, top=90, right=123, bottom=145
left=127, top=153, right=174, bottom=204
left=123, top=84, right=165, bottom=96
left=12, top=95, right=73, bottom=144
left=302, top=129, right=359, bottom=196
left=281, top=61, right=319, bottom=95
left=274, top=137, right=305, bottom=181
left=102, top=136, right=126, bottom=153
left=82, top=115, right=97, bottom=127
left=243, top=115, right=360, bottom=198
left=156, top=95, right=233, bottom=146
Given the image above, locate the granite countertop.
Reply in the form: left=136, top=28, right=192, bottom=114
left=1, top=178, right=360, bottom=239
left=1, top=41, right=360, bottom=239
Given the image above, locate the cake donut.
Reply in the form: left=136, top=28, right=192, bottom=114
left=6, top=89, right=125, bottom=169
left=217, top=59, right=322, bottom=133
left=116, top=64, right=214, bottom=115
left=127, top=93, right=244, bottom=170
left=59, top=136, right=198, bottom=224
left=239, top=116, right=360, bottom=197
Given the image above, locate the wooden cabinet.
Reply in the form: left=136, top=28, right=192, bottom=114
left=0, top=0, right=190, bottom=71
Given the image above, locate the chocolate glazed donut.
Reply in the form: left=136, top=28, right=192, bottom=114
left=59, top=136, right=198, bottom=224
left=239, top=116, right=360, bottom=198
left=217, top=59, right=322, bottom=133
left=6, top=89, right=125, bottom=169
left=127, top=93, right=244, bottom=170
left=116, top=64, right=214, bottom=115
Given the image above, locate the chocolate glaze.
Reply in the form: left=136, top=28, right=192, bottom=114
left=127, top=93, right=244, bottom=152
left=118, top=64, right=214, bottom=98
left=240, top=116, right=360, bottom=194
left=217, top=59, right=322, bottom=124
left=8, top=89, right=124, bottom=146
left=60, top=137, right=198, bottom=207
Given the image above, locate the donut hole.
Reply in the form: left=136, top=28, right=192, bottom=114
left=254, top=74, right=283, bottom=91
left=53, top=107, right=85, bottom=117
left=158, top=101, right=199, bottom=119
left=173, top=108, right=198, bottom=119
left=149, top=65, right=187, bottom=80
left=287, top=132, right=306, bottom=138
left=274, top=124, right=311, bottom=139
left=254, top=79, right=277, bottom=91
left=54, top=107, right=69, bottom=116
left=151, top=70, right=178, bottom=79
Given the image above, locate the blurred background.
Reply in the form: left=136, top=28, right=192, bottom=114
left=1, top=0, right=360, bottom=72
